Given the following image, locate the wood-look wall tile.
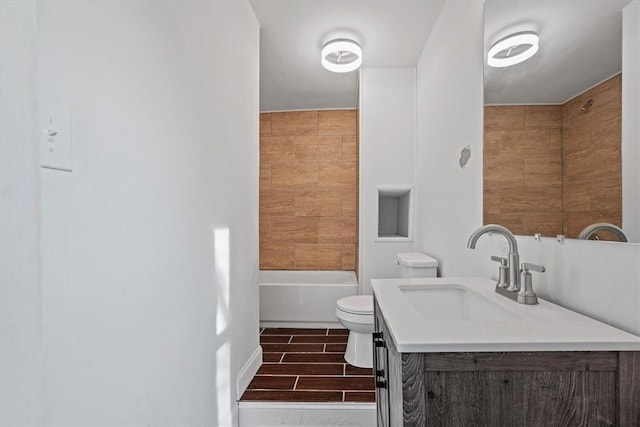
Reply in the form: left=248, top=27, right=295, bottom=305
left=342, top=244, right=356, bottom=270
left=562, top=97, right=590, bottom=130
left=260, top=163, right=272, bottom=191
left=295, top=243, right=342, bottom=269
left=484, top=157, right=524, bottom=187
left=487, top=129, right=548, bottom=157
left=499, top=185, right=562, bottom=213
left=524, top=157, right=562, bottom=185
left=549, top=129, right=562, bottom=157
left=318, top=163, right=356, bottom=190
left=271, top=111, right=318, bottom=136
left=260, top=113, right=271, bottom=136
left=294, top=136, right=342, bottom=162
left=259, top=216, right=271, bottom=243
left=318, top=110, right=357, bottom=135
left=260, top=191, right=296, bottom=216
left=342, top=135, right=357, bottom=163
left=483, top=130, right=504, bottom=155
left=271, top=216, right=318, bottom=242
left=564, top=213, right=595, bottom=239
left=563, top=182, right=592, bottom=212
left=562, top=127, right=591, bottom=156
left=341, top=191, right=357, bottom=216
left=483, top=213, right=525, bottom=234
left=295, top=191, right=342, bottom=217
left=590, top=177, right=622, bottom=210
left=523, top=212, right=563, bottom=237
left=271, top=162, right=319, bottom=190
left=260, top=242, right=295, bottom=269
left=525, top=106, right=562, bottom=129
left=592, top=115, right=621, bottom=151
left=261, top=136, right=295, bottom=163
left=318, top=217, right=357, bottom=243
left=564, top=146, right=620, bottom=184
left=485, top=106, right=525, bottom=130
left=512, top=129, right=554, bottom=155
left=260, top=110, right=358, bottom=271
left=483, top=187, right=501, bottom=215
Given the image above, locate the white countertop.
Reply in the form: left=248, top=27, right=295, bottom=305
left=371, top=277, right=640, bottom=353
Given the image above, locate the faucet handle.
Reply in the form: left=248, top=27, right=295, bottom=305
left=490, top=255, right=507, bottom=265
left=490, top=256, right=509, bottom=288
left=518, top=263, right=545, bottom=305
left=522, top=263, right=545, bottom=273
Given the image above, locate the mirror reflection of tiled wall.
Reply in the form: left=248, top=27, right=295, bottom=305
left=484, top=75, right=621, bottom=240
left=259, top=110, right=358, bottom=270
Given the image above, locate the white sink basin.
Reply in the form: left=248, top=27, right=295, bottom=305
left=400, top=284, right=522, bottom=322
left=371, top=277, right=640, bottom=353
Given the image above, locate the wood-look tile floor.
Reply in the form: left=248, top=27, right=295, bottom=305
left=240, top=328, right=375, bottom=403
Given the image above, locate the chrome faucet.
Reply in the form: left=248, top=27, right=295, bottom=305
left=467, top=224, right=520, bottom=292
left=578, top=223, right=629, bottom=242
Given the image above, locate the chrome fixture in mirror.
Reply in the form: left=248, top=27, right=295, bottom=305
left=578, top=223, right=629, bottom=242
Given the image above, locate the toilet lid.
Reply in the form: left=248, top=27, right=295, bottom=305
left=337, top=295, right=373, bottom=315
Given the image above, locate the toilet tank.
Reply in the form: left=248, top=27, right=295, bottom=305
left=395, top=252, right=438, bottom=278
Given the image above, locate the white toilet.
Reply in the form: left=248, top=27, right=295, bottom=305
left=335, top=252, right=438, bottom=368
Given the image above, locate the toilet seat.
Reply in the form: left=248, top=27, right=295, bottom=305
left=335, top=308, right=373, bottom=325
left=336, top=295, right=373, bottom=315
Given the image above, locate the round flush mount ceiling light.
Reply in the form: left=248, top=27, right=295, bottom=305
left=321, top=39, right=362, bottom=73
left=488, top=31, right=539, bottom=68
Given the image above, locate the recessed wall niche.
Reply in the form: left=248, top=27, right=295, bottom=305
left=377, top=187, right=413, bottom=240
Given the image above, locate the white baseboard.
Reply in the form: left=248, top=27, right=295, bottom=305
left=236, top=345, right=262, bottom=400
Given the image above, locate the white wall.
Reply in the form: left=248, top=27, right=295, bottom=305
left=2, top=1, right=260, bottom=425
left=414, top=1, right=485, bottom=277
left=0, top=1, right=45, bottom=425
left=504, top=237, right=640, bottom=335
left=622, top=0, right=640, bottom=242
left=414, top=0, right=640, bottom=337
left=358, top=68, right=417, bottom=294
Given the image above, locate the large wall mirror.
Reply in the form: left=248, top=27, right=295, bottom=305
left=483, top=0, right=638, bottom=244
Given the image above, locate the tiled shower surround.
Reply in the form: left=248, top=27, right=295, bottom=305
left=241, top=328, right=375, bottom=403
left=259, top=110, right=358, bottom=270
left=483, top=74, right=622, bottom=239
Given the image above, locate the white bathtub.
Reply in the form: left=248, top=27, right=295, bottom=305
left=259, top=270, right=359, bottom=328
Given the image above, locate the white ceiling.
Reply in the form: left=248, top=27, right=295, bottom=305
left=484, top=0, right=632, bottom=105
left=250, top=0, right=445, bottom=112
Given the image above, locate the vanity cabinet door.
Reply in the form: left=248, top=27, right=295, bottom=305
left=373, top=304, right=390, bottom=427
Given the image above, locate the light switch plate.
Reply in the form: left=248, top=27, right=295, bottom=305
left=39, top=99, right=73, bottom=172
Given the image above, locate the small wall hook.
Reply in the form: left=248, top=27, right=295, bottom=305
left=459, top=146, right=471, bottom=168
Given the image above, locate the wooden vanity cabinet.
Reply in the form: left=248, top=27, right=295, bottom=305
left=373, top=299, right=640, bottom=427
